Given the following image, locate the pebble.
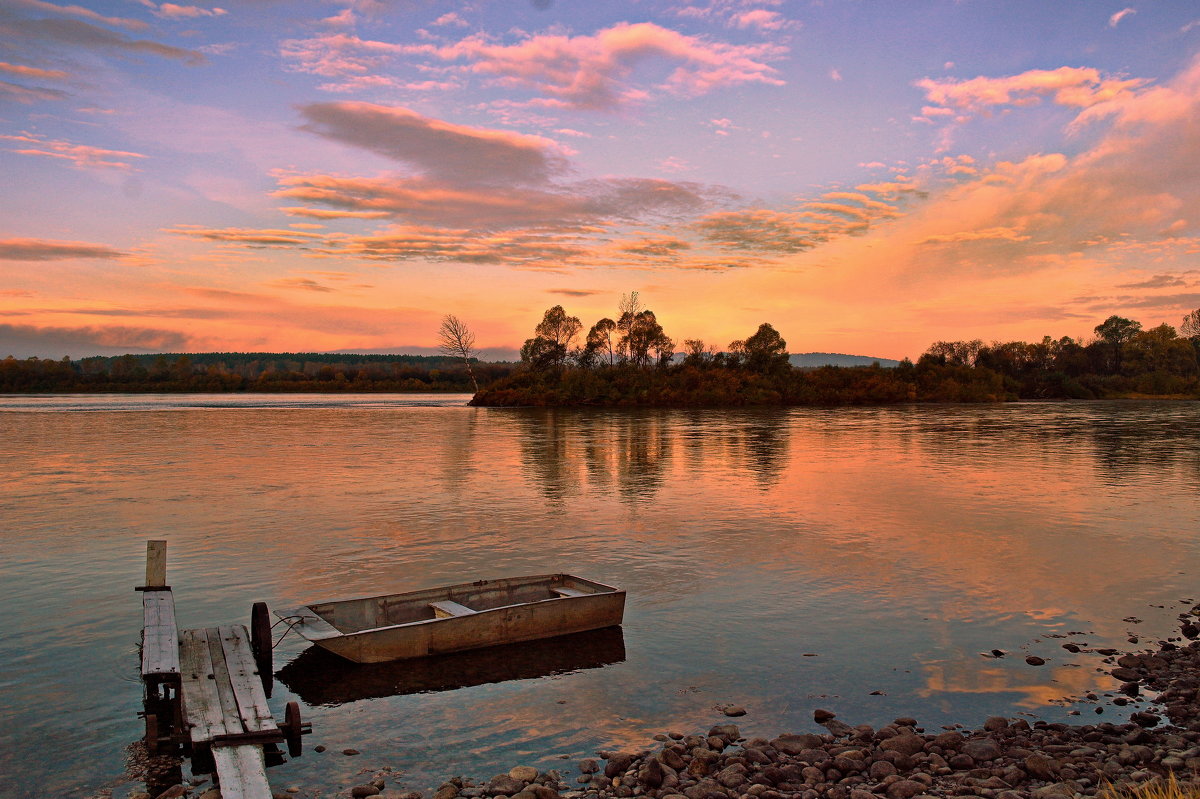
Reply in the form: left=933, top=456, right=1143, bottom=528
left=344, top=748, right=361, bottom=756
left=1025, top=656, right=1046, bottom=666
left=723, top=706, right=747, bottom=717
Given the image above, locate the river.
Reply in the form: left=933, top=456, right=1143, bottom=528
left=1, top=395, right=1198, bottom=798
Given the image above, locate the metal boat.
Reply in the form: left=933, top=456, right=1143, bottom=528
left=276, top=574, right=625, bottom=664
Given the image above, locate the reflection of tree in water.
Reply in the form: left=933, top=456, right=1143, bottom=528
left=515, top=408, right=582, bottom=505
left=515, top=409, right=674, bottom=505
left=738, top=409, right=791, bottom=490
left=1089, top=405, right=1200, bottom=486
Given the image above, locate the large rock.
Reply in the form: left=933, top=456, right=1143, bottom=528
left=352, top=787, right=382, bottom=799
left=659, top=748, right=686, bottom=770
left=879, top=735, right=926, bottom=757
left=604, top=753, right=637, bottom=779
left=509, top=767, right=539, bottom=783
left=716, top=764, right=747, bottom=789
left=771, top=734, right=825, bottom=755
left=1112, top=667, right=1141, bottom=682
left=868, top=760, right=897, bottom=780
left=886, top=780, right=925, bottom=799
left=638, top=757, right=664, bottom=788
left=932, top=731, right=963, bottom=750
left=962, top=738, right=1003, bottom=762
left=1023, top=754, right=1058, bottom=781
left=486, top=775, right=527, bottom=796
left=579, top=759, right=599, bottom=775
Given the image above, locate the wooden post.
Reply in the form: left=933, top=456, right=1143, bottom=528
left=146, top=540, right=167, bottom=588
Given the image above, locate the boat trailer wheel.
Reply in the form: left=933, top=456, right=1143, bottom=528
left=280, top=701, right=311, bottom=757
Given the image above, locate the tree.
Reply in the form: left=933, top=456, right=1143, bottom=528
left=615, top=291, right=643, bottom=360
left=1093, top=315, right=1142, bottom=373
left=583, top=318, right=617, bottom=367
left=621, top=310, right=673, bottom=367
left=522, top=305, right=581, bottom=371
left=732, top=323, right=790, bottom=373
left=438, top=314, right=479, bottom=393
left=1182, top=308, right=1200, bottom=339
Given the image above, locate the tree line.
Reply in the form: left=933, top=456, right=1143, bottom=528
left=0, top=351, right=515, bottom=393
left=470, top=301, right=1200, bottom=406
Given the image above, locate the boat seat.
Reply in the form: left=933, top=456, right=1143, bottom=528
left=430, top=600, right=476, bottom=618
left=551, top=587, right=589, bottom=598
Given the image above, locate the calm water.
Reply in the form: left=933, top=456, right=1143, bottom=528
left=2, top=395, right=1199, bottom=799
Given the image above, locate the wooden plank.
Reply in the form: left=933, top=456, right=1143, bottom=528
left=218, top=625, right=278, bottom=734
left=275, top=605, right=342, bottom=641
left=204, top=627, right=246, bottom=737
left=212, top=745, right=272, bottom=799
left=141, top=592, right=179, bottom=676
left=145, top=540, right=167, bottom=588
left=551, top=587, right=588, bottom=598
left=430, top=600, right=476, bottom=618
left=179, top=628, right=232, bottom=743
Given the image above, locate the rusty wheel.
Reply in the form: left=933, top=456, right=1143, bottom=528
left=283, top=701, right=303, bottom=757
left=250, top=601, right=272, bottom=692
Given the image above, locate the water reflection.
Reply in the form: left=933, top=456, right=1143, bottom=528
left=277, top=627, right=625, bottom=706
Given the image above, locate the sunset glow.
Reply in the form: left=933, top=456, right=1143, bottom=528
left=3, top=1, right=1199, bottom=359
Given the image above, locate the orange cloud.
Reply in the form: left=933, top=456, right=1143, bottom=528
left=10, top=0, right=149, bottom=31
left=0, top=61, right=69, bottom=80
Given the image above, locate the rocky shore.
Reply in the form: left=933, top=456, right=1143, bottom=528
left=135, top=620, right=1200, bottom=799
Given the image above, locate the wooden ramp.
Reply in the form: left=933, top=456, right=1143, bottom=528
left=137, top=541, right=308, bottom=799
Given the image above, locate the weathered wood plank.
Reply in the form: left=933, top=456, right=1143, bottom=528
left=430, top=600, right=476, bottom=618
left=179, top=628, right=231, bottom=743
left=212, top=745, right=273, bottom=799
left=219, top=625, right=278, bottom=734
left=145, top=540, right=167, bottom=588
left=204, top=627, right=246, bottom=737
left=141, top=591, right=179, bottom=676
left=550, top=587, right=588, bottom=598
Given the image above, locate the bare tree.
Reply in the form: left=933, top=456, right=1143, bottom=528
left=1182, top=307, right=1200, bottom=339
left=438, top=314, right=479, bottom=393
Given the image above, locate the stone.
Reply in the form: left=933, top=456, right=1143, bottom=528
left=660, top=749, right=686, bottom=770
left=1112, top=667, right=1141, bottom=682
left=526, top=786, right=560, bottom=799
left=885, top=780, right=925, bottom=799
left=1022, top=754, right=1058, bottom=781
left=724, top=706, right=747, bottom=717
left=488, top=775, right=528, bottom=796
left=604, top=754, right=637, bottom=779
left=198, top=790, right=222, bottom=799
left=353, top=786, right=383, bottom=798
left=1131, top=712, right=1161, bottom=728
left=580, top=760, right=599, bottom=775
left=510, top=767, right=540, bottom=783
left=716, top=764, right=747, bottom=789
left=879, top=735, right=926, bottom=757
left=639, top=758, right=664, bottom=789
left=948, top=754, right=974, bottom=770
left=962, top=739, right=1002, bottom=762
left=770, top=734, right=825, bottom=755
left=982, top=717, right=1008, bottom=732
left=154, top=787, right=185, bottom=799
left=435, top=786, right=460, bottom=799
left=814, top=709, right=836, bottom=723
left=1025, top=656, right=1046, bottom=666
left=823, top=720, right=854, bottom=738
left=933, top=732, right=963, bottom=750
left=709, top=724, right=741, bottom=740
left=343, top=748, right=361, bottom=756
left=869, top=760, right=898, bottom=780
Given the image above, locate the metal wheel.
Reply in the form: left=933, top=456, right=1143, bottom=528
left=283, top=701, right=304, bottom=757
left=250, top=601, right=272, bottom=693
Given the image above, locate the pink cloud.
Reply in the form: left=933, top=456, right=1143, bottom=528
left=0, top=81, right=69, bottom=103
left=10, top=0, right=148, bottom=31
left=1, top=132, right=148, bottom=171
left=1108, top=8, right=1136, bottom=28
left=426, top=21, right=785, bottom=110
left=917, top=66, right=1149, bottom=114
left=0, top=61, right=69, bottom=80
left=154, top=4, right=228, bottom=19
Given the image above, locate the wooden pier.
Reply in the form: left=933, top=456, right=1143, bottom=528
left=138, top=541, right=309, bottom=799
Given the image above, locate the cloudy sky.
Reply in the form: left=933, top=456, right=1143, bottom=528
left=2, top=0, right=1199, bottom=359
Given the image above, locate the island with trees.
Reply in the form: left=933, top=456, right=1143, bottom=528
left=3, top=300, right=1199, bottom=404
left=470, top=297, right=1200, bottom=407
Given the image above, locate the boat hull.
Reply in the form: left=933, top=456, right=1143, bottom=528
left=279, top=574, right=625, bottom=664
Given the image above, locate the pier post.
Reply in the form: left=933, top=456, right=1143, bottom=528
left=145, top=540, right=167, bottom=589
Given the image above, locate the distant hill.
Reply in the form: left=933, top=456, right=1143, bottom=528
left=789, top=352, right=900, bottom=368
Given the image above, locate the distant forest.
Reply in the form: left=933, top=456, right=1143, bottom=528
left=0, top=351, right=515, bottom=393
left=4, top=302, right=1200, bottom=404
left=472, top=299, right=1200, bottom=406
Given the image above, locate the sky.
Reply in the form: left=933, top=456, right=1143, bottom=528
left=2, top=0, right=1200, bottom=360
